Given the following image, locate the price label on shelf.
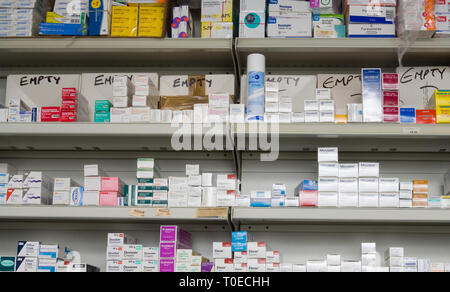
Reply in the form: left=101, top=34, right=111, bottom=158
left=156, top=208, right=172, bottom=217
left=129, top=208, right=146, bottom=217
left=403, top=127, right=421, bottom=135
left=196, top=208, right=228, bottom=219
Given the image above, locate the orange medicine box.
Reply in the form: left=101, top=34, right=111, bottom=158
left=413, top=180, right=429, bottom=194
left=416, top=109, right=436, bottom=124
left=412, top=194, right=428, bottom=208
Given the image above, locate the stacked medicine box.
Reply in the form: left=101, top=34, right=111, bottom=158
left=16, top=241, right=39, bottom=272
left=83, top=164, right=107, bottom=206
left=169, top=175, right=188, bottom=207
left=267, top=0, right=312, bottom=38
left=22, top=171, right=53, bottom=205
left=239, top=0, right=266, bottom=38
left=136, top=158, right=159, bottom=206
left=109, top=75, right=133, bottom=123
left=39, top=0, right=88, bottom=36
left=6, top=173, right=24, bottom=204
left=38, top=243, right=61, bottom=272
left=60, top=88, right=89, bottom=122
left=99, top=176, right=124, bottom=207
left=160, top=225, right=192, bottom=272
left=327, top=254, right=341, bottom=272
left=201, top=172, right=217, bottom=208
left=382, top=73, right=400, bottom=123
left=318, top=147, right=339, bottom=207
left=95, top=99, right=111, bottom=122
left=403, top=256, right=418, bottom=272
left=271, top=183, right=287, bottom=207
left=412, top=180, right=429, bottom=208
left=186, top=164, right=202, bottom=207
left=216, top=173, right=238, bottom=207
left=131, top=75, right=153, bottom=123
left=53, top=177, right=81, bottom=206
left=305, top=88, right=335, bottom=123
left=208, top=93, right=232, bottom=123
left=106, top=233, right=138, bottom=272
left=358, top=162, right=380, bottom=207
left=0, top=163, right=16, bottom=204
left=213, top=239, right=233, bottom=272
left=338, top=162, right=359, bottom=208
left=264, top=81, right=293, bottom=123
left=346, top=0, right=396, bottom=37
left=0, top=165, right=14, bottom=204
left=379, top=177, right=400, bottom=208
left=385, top=247, right=404, bottom=272
left=0, top=0, right=50, bottom=37
left=361, top=242, right=377, bottom=272
left=201, top=0, right=233, bottom=38
left=306, top=259, right=327, bottom=272
left=399, top=181, right=413, bottom=208
left=295, top=180, right=318, bottom=207
left=427, top=90, right=450, bottom=124
left=232, top=231, right=248, bottom=272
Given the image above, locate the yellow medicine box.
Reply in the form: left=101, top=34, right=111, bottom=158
left=436, top=107, right=450, bottom=123
left=201, top=0, right=232, bottom=23
left=429, top=90, right=450, bottom=107
left=427, top=90, right=450, bottom=123
left=138, top=4, right=165, bottom=37
left=46, top=12, right=87, bottom=24
left=111, top=6, right=138, bottom=37
left=201, top=22, right=233, bottom=38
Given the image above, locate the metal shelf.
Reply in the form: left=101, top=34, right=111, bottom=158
left=236, top=123, right=450, bottom=153
left=0, top=38, right=233, bottom=73
left=236, top=38, right=450, bottom=68
left=0, top=206, right=228, bottom=229
left=233, top=208, right=450, bottom=233
left=0, top=123, right=235, bottom=151
left=2, top=123, right=450, bottom=153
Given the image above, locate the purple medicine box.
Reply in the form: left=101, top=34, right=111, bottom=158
left=160, top=225, right=192, bottom=246
left=201, top=262, right=214, bottom=272
left=159, top=241, right=191, bottom=259
left=160, top=259, right=175, bottom=272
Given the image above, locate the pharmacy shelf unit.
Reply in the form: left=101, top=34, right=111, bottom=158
left=236, top=38, right=450, bottom=68
left=0, top=206, right=230, bottom=231
left=0, top=38, right=234, bottom=75
left=233, top=208, right=450, bottom=233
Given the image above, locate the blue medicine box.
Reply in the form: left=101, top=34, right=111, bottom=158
left=232, top=231, right=248, bottom=243
left=300, top=180, right=318, bottom=191
left=39, top=23, right=88, bottom=36
left=400, top=108, right=416, bottom=123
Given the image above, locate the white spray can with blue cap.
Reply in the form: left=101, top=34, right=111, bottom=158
left=246, top=53, right=265, bottom=121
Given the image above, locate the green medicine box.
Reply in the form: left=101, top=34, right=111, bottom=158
left=94, top=112, right=110, bottom=123
left=0, top=256, right=16, bottom=272
left=95, top=100, right=111, bottom=112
